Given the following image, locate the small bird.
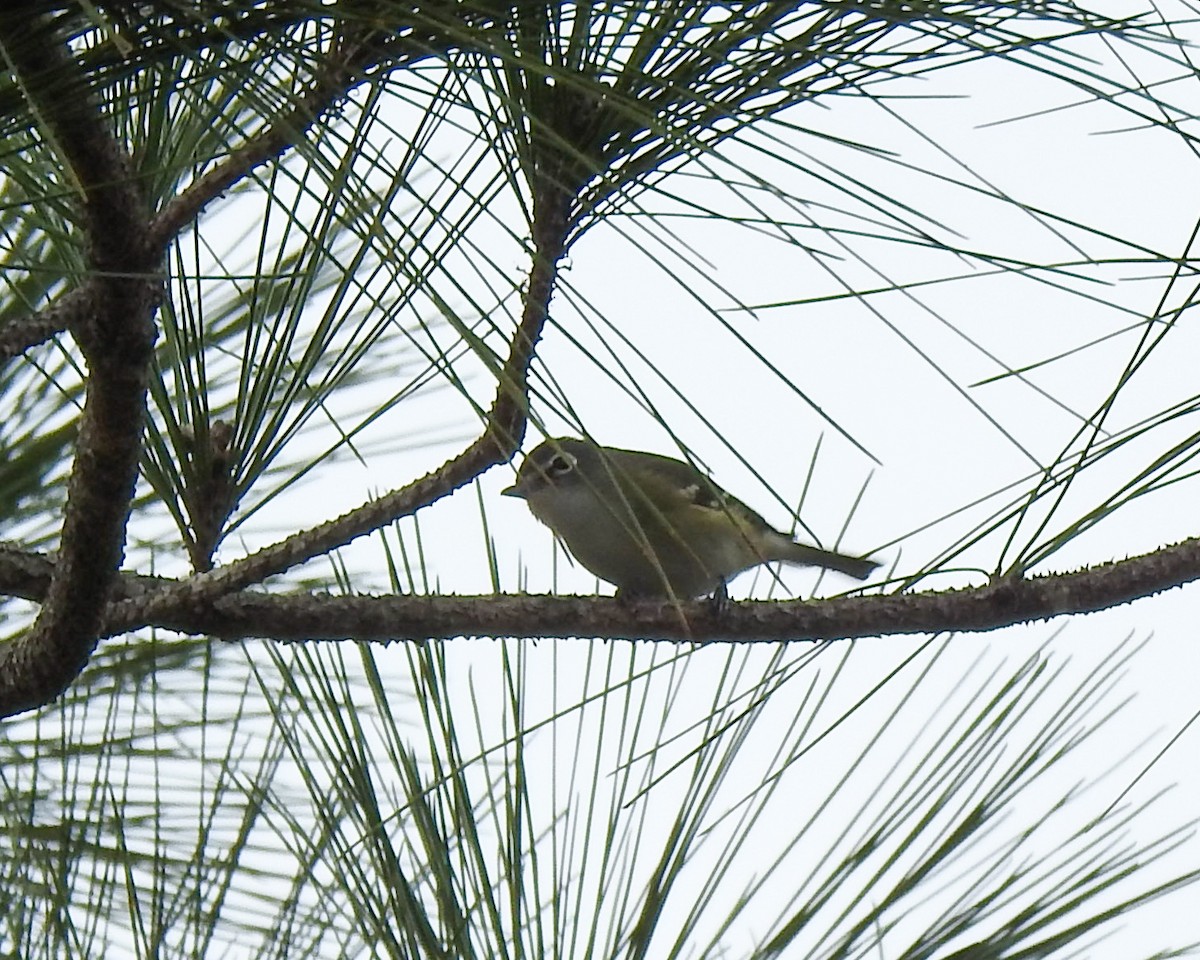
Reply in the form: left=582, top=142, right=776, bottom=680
left=502, top=437, right=879, bottom=600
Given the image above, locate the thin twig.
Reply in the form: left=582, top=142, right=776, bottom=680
left=0, top=287, right=89, bottom=362
left=147, top=29, right=377, bottom=250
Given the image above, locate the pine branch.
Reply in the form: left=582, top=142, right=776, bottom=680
left=0, top=13, right=159, bottom=717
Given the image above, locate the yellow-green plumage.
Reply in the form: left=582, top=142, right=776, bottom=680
left=503, top=438, right=878, bottom=599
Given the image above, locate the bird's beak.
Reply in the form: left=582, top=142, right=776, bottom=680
left=501, top=483, right=525, bottom=499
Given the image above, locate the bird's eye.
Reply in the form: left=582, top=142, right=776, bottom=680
left=547, top=453, right=576, bottom=477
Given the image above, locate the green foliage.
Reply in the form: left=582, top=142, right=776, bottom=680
left=0, top=1, right=1198, bottom=957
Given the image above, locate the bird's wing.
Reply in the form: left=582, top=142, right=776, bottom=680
left=605, top=446, right=777, bottom=530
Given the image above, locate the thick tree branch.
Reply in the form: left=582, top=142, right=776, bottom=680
left=0, top=16, right=159, bottom=719
left=99, top=537, right=1200, bottom=643
left=2, top=538, right=1197, bottom=646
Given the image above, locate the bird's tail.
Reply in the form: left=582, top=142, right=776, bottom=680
left=777, top=542, right=879, bottom=580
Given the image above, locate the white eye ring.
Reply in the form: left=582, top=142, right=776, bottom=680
left=547, top=452, right=577, bottom=476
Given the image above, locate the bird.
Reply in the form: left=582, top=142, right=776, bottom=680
left=502, top=437, right=879, bottom=600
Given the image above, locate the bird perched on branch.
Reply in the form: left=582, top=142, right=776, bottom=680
left=503, top=437, right=878, bottom=601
